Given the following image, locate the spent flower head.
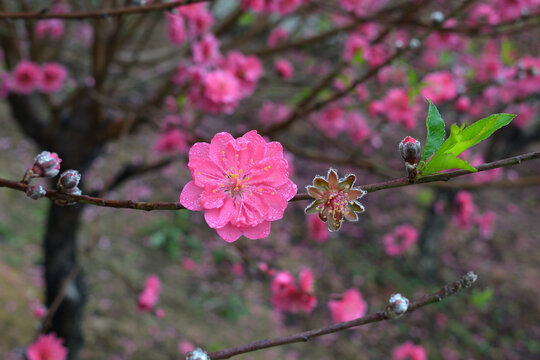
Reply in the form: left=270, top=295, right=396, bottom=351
left=304, top=169, right=366, bottom=232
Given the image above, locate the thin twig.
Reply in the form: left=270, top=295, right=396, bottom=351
left=1, top=152, right=538, bottom=211
left=205, top=271, right=478, bottom=359
left=0, top=0, right=213, bottom=20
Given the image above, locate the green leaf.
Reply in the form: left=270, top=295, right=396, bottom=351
left=471, top=288, right=493, bottom=310
left=420, top=113, right=515, bottom=175
left=420, top=99, right=446, bottom=163
left=352, top=47, right=364, bottom=65
left=421, top=153, right=477, bottom=175
left=238, top=12, right=255, bottom=27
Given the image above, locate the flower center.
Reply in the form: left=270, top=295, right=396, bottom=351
left=327, top=190, right=349, bottom=219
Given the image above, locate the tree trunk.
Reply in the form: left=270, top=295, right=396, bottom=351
left=44, top=202, right=87, bottom=360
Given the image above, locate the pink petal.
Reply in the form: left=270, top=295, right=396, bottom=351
left=277, top=179, right=298, bottom=201
left=242, top=130, right=266, bottom=162
left=265, top=141, right=284, bottom=159
left=189, top=158, right=226, bottom=187
left=216, top=223, right=243, bottom=242
left=242, top=220, right=271, bottom=239
left=179, top=181, right=204, bottom=211
left=204, top=196, right=235, bottom=228
left=209, top=132, right=234, bottom=165
left=248, top=158, right=289, bottom=187
left=201, top=186, right=226, bottom=209
left=189, top=142, right=210, bottom=161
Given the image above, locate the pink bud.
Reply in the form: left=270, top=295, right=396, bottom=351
left=399, top=136, right=421, bottom=164
left=32, top=151, right=62, bottom=178
left=57, top=170, right=81, bottom=190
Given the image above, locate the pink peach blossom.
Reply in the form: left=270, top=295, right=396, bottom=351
left=421, top=71, right=457, bottom=104
left=476, top=211, right=496, bottom=239
left=392, top=341, right=427, bottom=360
left=271, top=269, right=317, bottom=314
left=138, top=275, right=161, bottom=312
left=453, top=191, right=476, bottom=230
left=267, top=27, right=289, bottom=46
left=35, top=19, right=65, bottom=39
left=258, top=101, right=290, bottom=126
left=221, top=51, right=263, bottom=97
left=166, top=12, right=186, bottom=45
left=177, top=3, right=213, bottom=38
left=202, top=70, right=241, bottom=111
left=12, top=60, right=41, bottom=94
left=307, top=215, right=330, bottom=243
left=27, top=333, right=67, bottom=360
left=275, top=59, right=294, bottom=79
left=328, top=288, right=367, bottom=323
left=370, top=88, right=420, bottom=129
left=382, top=224, right=419, bottom=256
left=192, top=34, right=221, bottom=64
left=154, top=129, right=188, bottom=155
left=39, top=63, right=67, bottom=93
left=179, top=131, right=297, bottom=242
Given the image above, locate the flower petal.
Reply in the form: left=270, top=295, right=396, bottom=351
left=277, top=179, right=297, bottom=201
left=242, top=221, right=271, bottom=239
left=179, top=181, right=204, bottom=211
left=307, top=186, right=324, bottom=200
left=216, top=223, right=243, bottom=242
left=347, top=188, right=366, bottom=201
left=312, top=176, right=329, bottom=189
left=338, top=174, right=356, bottom=189
left=305, top=200, right=322, bottom=215
left=201, top=186, right=227, bottom=209
left=327, top=169, right=339, bottom=188
left=204, top=197, right=235, bottom=228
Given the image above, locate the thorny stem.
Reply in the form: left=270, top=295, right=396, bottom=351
left=0, top=0, right=213, bottom=20
left=0, top=152, right=538, bottom=211
left=204, top=272, right=478, bottom=360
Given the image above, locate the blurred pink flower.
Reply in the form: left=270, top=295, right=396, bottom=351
left=32, top=303, right=47, bottom=319
left=180, top=131, right=297, bottom=242
left=138, top=275, right=161, bottom=312
left=328, top=288, right=367, bottom=323
left=382, top=224, right=419, bottom=256
left=258, top=101, right=290, bottom=126
left=455, top=96, right=471, bottom=112
left=12, top=60, right=41, bottom=94
left=469, top=154, right=502, bottom=183
left=179, top=340, right=195, bottom=354
left=242, top=0, right=305, bottom=14
left=178, top=3, right=213, bottom=37
left=421, top=71, right=457, bottom=104
left=192, top=34, right=221, bottom=64
left=27, top=334, right=67, bottom=360
left=267, top=27, right=289, bottom=46
left=344, top=33, right=369, bottom=62
left=453, top=190, right=476, bottom=230
left=203, top=69, right=241, bottom=106
left=307, top=215, right=330, bottom=243
left=221, top=51, right=263, bottom=97
left=271, top=269, right=317, bottom=314
left=166, top=12, right=186, bottom=45
left=154, top=129, right=188, bottom=155
left=476, top=211, right=496, bottom=239
left=35, top=19, right=65, bottom=39
left=347, top=112, right=371, bottom=144
left=275, top=59, right=294, bottom=79
left=369, top=88, right=420, bottom=129
left=313, top=107, right=346, bottom=137
left=39, top=63, right=67, bottom=93
left=392, top=341, right=427, bottom=360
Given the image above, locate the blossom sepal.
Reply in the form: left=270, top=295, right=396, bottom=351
left=304, top=169, right=366, bottom=232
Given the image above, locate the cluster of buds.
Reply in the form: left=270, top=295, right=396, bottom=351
left=55, top=170, right=82, bottom=206
left=22, top=151, right=62, bottom=183
left=399, top=136, right=421, bottom=180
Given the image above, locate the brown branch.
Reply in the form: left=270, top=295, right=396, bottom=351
left=0, top=0, right=213, bottom=20
left=205, top=271, right=478, bottom=360
left=1, top=152, right=538, bottom=211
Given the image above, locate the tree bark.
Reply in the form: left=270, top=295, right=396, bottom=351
left=44, top=203, right=87, bottom=360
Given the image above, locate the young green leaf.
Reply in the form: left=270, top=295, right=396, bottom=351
left=420, top=99, right=446, bottom=163
left=420, top=113, right=515, bottom=176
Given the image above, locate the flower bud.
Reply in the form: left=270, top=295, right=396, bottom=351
left=26, top=185, right=47, bottom=200
left=431, top=11, right=445, bottom=25
left=31, top=151, right=62, bottom=178
left=186, top=348, right=209, bottom=360
left=385, top=293, right=409, bottom=319
left=399, top=136, right=421, bottom=164
left=54, top=186, right=82, bottom=206
left=57, top=170, right=81, bottom=190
